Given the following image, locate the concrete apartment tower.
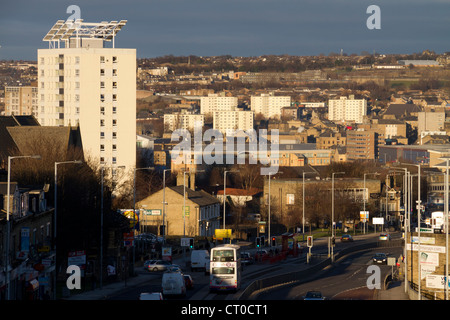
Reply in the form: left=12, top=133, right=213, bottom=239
left=37, top=19, right=136, bottom=176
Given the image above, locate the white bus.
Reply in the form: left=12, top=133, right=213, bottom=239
left=209, top=244, right=241, bottom=292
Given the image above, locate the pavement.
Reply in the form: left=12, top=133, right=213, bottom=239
left=377, top=281, right=410, bottom=300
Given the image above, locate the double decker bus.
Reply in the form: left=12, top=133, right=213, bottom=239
left=209, top=244, right=241, bottom=292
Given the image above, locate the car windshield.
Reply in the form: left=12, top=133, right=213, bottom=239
left=306, top=292, right=322, bottom=298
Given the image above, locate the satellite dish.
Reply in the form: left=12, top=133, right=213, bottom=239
left=298, top=126, right=305, bottom=133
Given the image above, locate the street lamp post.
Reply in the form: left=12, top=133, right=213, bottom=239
left=132, top=167, right=154, bottom=276
left=331, top=172, right=345, bottom=262
left=401, top=163, right=423, bottom=300
left=302, top=172, right=319, bottom=240
left=439, top=156, right=450, bottom=300
left=5, top=155, right=41, bottom=300
left=223, top=170, right=238, bottom=231
left=100, top=165, right=125, bottom=290
left=162, top=169, right=171, bottom=244
left=363, top=172, right=379, bottom=235
left=54, top=160, right=82, bottom=299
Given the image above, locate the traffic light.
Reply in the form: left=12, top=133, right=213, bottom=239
left=189, top=238, right=194, bottom=249
left=271, top=236, right=276, bottom=247
left=256, top=237, right=261, bottom=248
left=331, top=236, right=335, bottom=246
left=307, top=236, right=313, bottom=248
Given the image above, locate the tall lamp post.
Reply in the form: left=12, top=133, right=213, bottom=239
left=331, top=172, right=345, bottom=262
left=54, top=160, right=82, bottom=299
left=302, top=172, right=319, bottom=240
left=401, top=163, right=424, bottom=300
left=267, top=171, right=283, bottom=247
left=6, top=155, right=41, bottom=300
left=132, top=166, right=154, bottom=276
left=100, top=165, right=125, bottom=289
left=223, top=170, right=239, bottom=230
left=439, top=156, right=450, bottom=300
left=363, top=172, right=379, bottom=234
left=392, top=166, right=410, bottom=293
left=162, top=169, right=171, bottom=244
left=183, top=169, right=204, bottom=265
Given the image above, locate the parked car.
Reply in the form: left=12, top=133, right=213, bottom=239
left=139, top=292, right=163, bottom=300
left=303, top=291, right=326, bottom=300
left=373, top=253, right=388, bottom=265
left=379, top=233, right=391, bottom=241
left=241, top=252, right=254, bottom=265
left=340, top=234, right=354, bottom=242
left=146, top=260, right=172, bottom=272
left=184, top=274, right=194, bottom=289
left=143, top=260, right=156, bottom=271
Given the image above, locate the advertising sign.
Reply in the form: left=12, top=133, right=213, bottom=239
left=142, top=209, right=161, bottom=216
left=426, top=275, right=450, bottom=289
left=360, top=211, right=369, bottom=223
left=162, top=246, right=172, bottom=262
left=68, top=250, right=86, bottom=270
left=119, top=209, right=139, bottom=229
left=215, top=229, right=232, bottom=239
left=123, top=232, right=134, bottom=247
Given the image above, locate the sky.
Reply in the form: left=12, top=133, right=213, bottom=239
left=0, top=0, right=449, bottom=60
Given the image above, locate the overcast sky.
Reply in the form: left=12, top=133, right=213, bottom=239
left=0, top=0, right=449, bottom=60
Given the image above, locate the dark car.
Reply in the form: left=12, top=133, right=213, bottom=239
left=303, top=291, right=326, bottom=300
left=241, top=252, right=254, bottom=265
left=373, top=253, right=388, bottom=265
left=340, top=234, right=354, bottom=242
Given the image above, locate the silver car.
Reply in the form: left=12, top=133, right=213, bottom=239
left=147, top=260, right=172, bottom=272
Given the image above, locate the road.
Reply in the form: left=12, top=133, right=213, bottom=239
left=106, top=233, right=399, bottom=300
left=256, top=246, right=403, bottom=300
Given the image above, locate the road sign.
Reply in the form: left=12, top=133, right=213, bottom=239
left=181, top=237, right=193, bottom=247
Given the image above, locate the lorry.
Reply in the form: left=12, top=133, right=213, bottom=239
left=190, top=250, right=210, bottom=274
left=430, top=211, right=444, bottom=232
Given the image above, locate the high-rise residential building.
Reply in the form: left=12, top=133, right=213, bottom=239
left=328, top=95, right=367, bottom=124
left=418, top=111, right=445, bottom=137
left=213, top=110, right=254, bottom=135
left=5, top=86, right=39, bottom=116
left=164, top=112, right=204, bottom=132
left=38, top=19, right=136, bottom=174
left=200, top=93, right=238, bottom=115
left=346, top=129, right=377, bottom=160
left=250, top=92, right=291, bottom=119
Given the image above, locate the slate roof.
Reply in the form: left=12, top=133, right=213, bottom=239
left=170, top=186, right=220, bottom=206
left=383, top=104, right=422, bottom=117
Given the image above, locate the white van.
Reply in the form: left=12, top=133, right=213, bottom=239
left=162, top=272, right=186, bottom=297
left=190, top=250, right=210, bottom=273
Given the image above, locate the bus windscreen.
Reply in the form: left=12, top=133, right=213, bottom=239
left=212, top=249, right=234, bottom=262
